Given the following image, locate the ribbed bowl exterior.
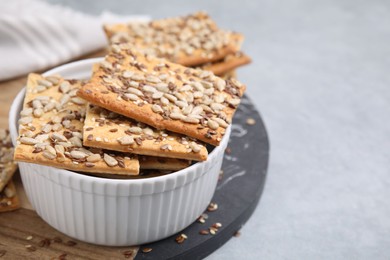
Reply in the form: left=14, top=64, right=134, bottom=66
left=9, top=59, right=231, bottom=246
left=17, top=141, right=226, bottom=246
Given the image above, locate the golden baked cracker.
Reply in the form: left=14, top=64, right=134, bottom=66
left=198, top=52, right=251, bottom=76
left=0, top=129, right=18, bottom=192
left=77, top=45, right=246, bottom=146
left=84, top=104, right=208, bottom=161
left=103, top=11, right=243, bottom=66
left=14, top=73, right=139, bottom=176
left=0, top=180, right=20, bottom=212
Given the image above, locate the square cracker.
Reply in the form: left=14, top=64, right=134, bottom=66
left=0, top=129, right=18, bottom=192
left=84, top=104, right=208, bottom=161
left=0, top=180, right=20, bottom=213
left=104, top=11, right=243, bottom=66
left=14, top=73, right=140, bottom=176
left=77, top=45, right=246, bottom=146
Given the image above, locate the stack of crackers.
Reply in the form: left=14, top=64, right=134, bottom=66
left=13, top=12, right=247, bottom=178
left=104, top=11, right=251, bottom=78
left=0, top=129, right=20, bottom=212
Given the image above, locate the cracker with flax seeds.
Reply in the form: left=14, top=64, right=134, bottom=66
left=14, top=73, right=140, bottom=176
left=0, top=129, right=18, bottom=192
left=0, top=180, right=20, bottom=212
left=77, top=45, right=246, bottom=146
left=84, top=104, right=208, bottom=161
left=104, top=11, right=244, bottom=67
left=14, top=74, right=190, bottom=174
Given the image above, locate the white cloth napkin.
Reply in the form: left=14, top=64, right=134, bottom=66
left=0, top=0, right=149, bottom=81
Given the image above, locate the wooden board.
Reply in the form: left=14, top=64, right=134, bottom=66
left=0, top=50, right=269, bottom=259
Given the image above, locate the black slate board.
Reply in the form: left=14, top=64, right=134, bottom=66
left=135, top=95, right=270, bottom=260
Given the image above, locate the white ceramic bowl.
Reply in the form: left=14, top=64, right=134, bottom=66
left=9, top=58, right=231, bottom=246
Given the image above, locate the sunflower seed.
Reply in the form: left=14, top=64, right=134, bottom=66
left=60, top=94, right=70, bottom=106
left=127, top=126, right=142, bottom=134
left=122, top=70, right=134, bottom=78
left=160, top=96, right=170, bottom=106
left=228, top=98, right=240, bottom=106
left=152, top=104, right=163, bottom=113
left=146, top=75, right=161, bottom=83
left=37, top=79, right=52, bottom=88
left=143, top=128, right=154, bottom=136
left=164, top=93, right=177, bottom=102
left=44, top=101, right=56, bottom=112
left=156, top=83, right=169, bottom=92
left=207, top=120, right=219, bottom=130
left=175, top=100, right=187, bottom=108
left=192, top=81, right=204, bottom=92
left=152, top=92, right=163, bottom=99
left=20, top=137, right=38, bottom=145
left=20, top=108, right=33, bottom=117
left=126, top=87, right=144, bottom=96
left=143, top=85, right=157, bottom=93
left=103, top=153, right=118, bottom=167
left=54, top=144, right=65, bottom=154
left=42, top=150, right=56, bottom=160
left=213, top=117, right=228, bottom=128
left=246, top=118, right=256, bottom=125
left=124, top=93, right=139, bottom=101
left=87, top=154, right=101, bottom=162
left=40, top=124, right=51, bottom=134
left=52, top=123, right=62, bottom=131
left=71, top=97, right=86, bottom=105
left=70, top=150, right=88, bottom=159
left=69, top=136, right=82, bottom=147
left=183, top=116, right=200, bottom=124
left=32, top=108, right=43, bottom=118
left=215, top=78, right=226, bottom=91
left=118, top=135, right=134, bottom=145
left=211, top=103, right=225, bottom=111
left=182, top=104, right=193, bottom=115
left=32, top=100, right=42, bottom=109
left=36, top=85, right=46, bottom=93
left=190, top=142, right=201, bottom=153
left=19, top=116, right=33, bottom=125
left=35, top=134, right=49, bottom=142
left=46, top=76, right=60, bottom=85
left=169, top=112, right=185, bottom=120
left=59, top=81, right=71, bottom=93
left=130, top=73, right=144, bottom=81
left=51, top=133, right=67, bottom=142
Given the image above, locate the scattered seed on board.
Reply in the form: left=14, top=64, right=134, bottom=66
left=246, top=118, right=256, bottom=125
left=175, top=233, right=188, bottom=244
left=142, top=247, right=152, bottom=253
left=207, top=202, right=218, bottom=212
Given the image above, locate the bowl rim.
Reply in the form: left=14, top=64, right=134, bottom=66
left=9, top=58, right=231, bottom=185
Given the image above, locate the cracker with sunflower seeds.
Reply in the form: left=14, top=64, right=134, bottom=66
left=84, top=104, right=208, bottom=161
left=0, top=129, right=18, bottom=192
left=14, top=73, right=141, bottom=176
left=104, top=11, right=244, bottom=67
left=14, top=74, right=190, bottom=175
left=77, top=45, right=246, bottom=146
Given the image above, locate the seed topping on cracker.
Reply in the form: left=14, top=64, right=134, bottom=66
left=78, top=45, right=246, bottom=145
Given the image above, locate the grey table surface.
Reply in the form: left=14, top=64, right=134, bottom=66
left=45, top=0, right=390, bottom=259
